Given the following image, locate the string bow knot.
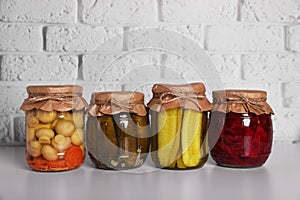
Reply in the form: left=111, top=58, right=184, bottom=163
left=159, top=91, right=205, bottom=110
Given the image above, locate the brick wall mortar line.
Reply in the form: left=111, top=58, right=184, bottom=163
left=77, top=54, right=84, bottom=80
left=284, top=25, right=291, bottom=52
left=157, top=0, right=163, bottom=22
left=203, top=24, right=209, bottom=51
left=236, top=0, right=242, bottom=21
left=9, top=115, right=14, bottom=143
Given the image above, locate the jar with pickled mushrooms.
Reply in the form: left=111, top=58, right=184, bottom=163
left=86, top=92, right=150, bottom=170
left=20, top=85, right=88, bottom=171
left=209, top=90, right=274, bottom=168
left=147, top=83, right=212, bottom=170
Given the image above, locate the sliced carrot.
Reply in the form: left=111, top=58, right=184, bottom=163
left=26, top=153, right=47, bottom=165
left=26, top=152, right=62, bottom=171
left=27, top=148, right=83, bottom=171
left=33, top=158, right=47, bottom=165
left=49, top=167, right=69, bottom=171
left=28, top=163, right=48, bottom=171
left=47, top=159, right=67, bottom=168
left=65, top=146, right=84, bottom=168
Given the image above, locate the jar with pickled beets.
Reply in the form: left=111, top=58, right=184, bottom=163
left=20, top=85, right=88, bottom=171
left=209, top=90, right=274, bottom=168
left=86, top=92, right=150, bottom=170
left=148, top=83, right=212, bottom=170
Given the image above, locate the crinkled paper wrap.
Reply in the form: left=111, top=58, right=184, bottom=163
left=212, top=90, right=274, bottom=115
left=20, top=85, right=88, bottom=112
left=87, top=92, right=147, bottom=117
left=147, top=83, right=212, bottom=112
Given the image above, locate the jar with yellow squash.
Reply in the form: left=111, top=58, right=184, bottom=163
left=20, top=85, right=88, bottom=171
left=148, top=83, right=212, bottom=169
left=86, top=92, right=150, bottom=170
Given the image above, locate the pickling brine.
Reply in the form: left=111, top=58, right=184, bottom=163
left=209, top=90, right=274, bottom=168
left=209, top=112, right=273, bottom=167
left=86, top=91, right=150, bottom=170
left=21, top=85, right=87, bottom=171
left=148, top=83, right=212, bottom=170
left=150, top=109, right=208, bottom=169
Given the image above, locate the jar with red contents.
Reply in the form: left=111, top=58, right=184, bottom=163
left=209, top=90, right=274, bottom=168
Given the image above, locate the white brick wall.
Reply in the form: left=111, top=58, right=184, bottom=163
left=242, top=54, right=300, bottom=81
left=282, top=82, right=300, bottom=109
left=210, top=54, right=241, bottom=82
left=0, top=116, right=11, bottom=143
left=161, top=0, right=238, bottom=22
left=1, top=55, right=78, bottom=81
left=82, top=51, right=161, bottom=82
left=160, top=25, right=204, bottom=48
left=205, top=25, right=284, bottom=52
left=0, top=24, right=43, bottom=51
left=287, top=25, right=300, bottom=52
left=80, top=0, right=157, bottom=25
left=0, top=0, right=77, bottom=23
left=0, top=0, right=299, bottom=144
left=240, top=0, right=300, bottom=22
left=0, top=86, right=27, bottom=115
left=273, top=112, right=300, bottom=142
left=46, top=26, right=123, bottom=52
left=82, top=53, right=122, bottom=82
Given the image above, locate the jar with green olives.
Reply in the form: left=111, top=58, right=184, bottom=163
left=86, top=92, right=150, bottom=170
left=20, top=85, right=88, bottom=171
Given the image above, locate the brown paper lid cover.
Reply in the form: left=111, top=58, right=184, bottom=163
left=212, top=90, right=274, bottom=115
left=87, top=91, right=147, bottom=116
left=20, top=85, right=88, bottom=112
left=147, top=82, right=212, bottom=112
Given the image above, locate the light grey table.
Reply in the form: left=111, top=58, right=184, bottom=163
left=0, top=144, right=299, bottom=200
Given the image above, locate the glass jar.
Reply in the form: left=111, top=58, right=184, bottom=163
left=148, top=83, right=212, bottom=170
left=209, top=90, right=274, bottom=168
left=86, top=92, right=150, bottom=170
left=20, top=85, right=88, bottom=171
